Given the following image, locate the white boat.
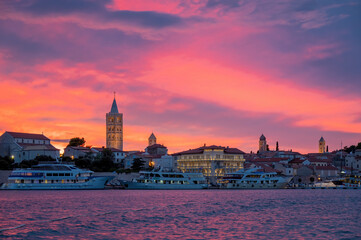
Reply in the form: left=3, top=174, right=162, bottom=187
left=124, top=169, right=208, bottom=189
left=332, top=174, right=361, bottom=189
left=0, top=164, right=114, bottom=190
left=220, top=168, right=292, bottom=189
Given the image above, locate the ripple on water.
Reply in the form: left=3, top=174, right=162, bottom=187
left=0, top=190, right=360, bottom=239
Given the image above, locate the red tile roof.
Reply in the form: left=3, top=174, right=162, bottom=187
left=91, top=147, right=125, bottom=152
left=315, top=165, right=338, bottom=171
left=7, top=131, right=49, bottom=140
left=146, top=144, right=167, bottom=149
left=18, top=143, right=59, bottom=151
left=289, top=159, right=305, bottom=164
left=249, top=157, right=289, bottom=163
left=173, top=145, right=244, bottom=155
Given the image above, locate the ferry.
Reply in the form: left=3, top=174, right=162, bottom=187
left=124, top=169, right=208, bottom=189
left=220, top=168, right=292, bottom=189
left=0, top=164, right=114, bottom=190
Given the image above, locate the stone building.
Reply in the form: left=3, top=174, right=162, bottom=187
left=106, top=96, right=123, bottom=151
left=259, top=134, right=267, bottom=153
left=174, top=144, right=245, bottom=183
left=0, top=131, right=59, bottom=163
left=319, top=137, right=326, bottom=153
left=148, top=133, right=156, bottom=146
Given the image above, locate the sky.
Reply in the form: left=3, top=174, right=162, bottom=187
left=0, top=0, right=360, bottom=154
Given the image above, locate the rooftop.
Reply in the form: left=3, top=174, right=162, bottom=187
left=173, top=145, right=244, bottom=156
left=7, top=131, right=50, bottom=141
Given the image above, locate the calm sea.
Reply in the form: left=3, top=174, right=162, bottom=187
left=0, top=190, right=360, bottom=239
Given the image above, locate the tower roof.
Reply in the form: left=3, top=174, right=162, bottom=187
left=319, top=136, right=325, bottom=142
left=260, top=134, right=266, bottom=141
left=149, top=132, right=156, bottom=140
left=110, top=98, right=119, bottom=113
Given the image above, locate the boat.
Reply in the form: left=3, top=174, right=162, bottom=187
left=124, top=169, right=208, bottom=189
left=219, top=168, right=292, bottom=189
left=0, top=164, right=114, bottom=190
left=332, top=174, right=361, bottom=189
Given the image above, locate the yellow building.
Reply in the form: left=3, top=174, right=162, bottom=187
left=173, top=145, right=245, bottom=183
left=319, top=137, right=325, bottom=153
left=106, top=96, right=123, bottom=151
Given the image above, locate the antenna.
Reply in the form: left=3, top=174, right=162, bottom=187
left=114, top=91, right=116, bottom=99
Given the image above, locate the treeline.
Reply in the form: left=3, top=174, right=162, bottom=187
left=343, top=142, right=361, bottom=153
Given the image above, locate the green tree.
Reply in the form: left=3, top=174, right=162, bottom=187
left=67, top=137, right=86, bottom=147
left=131, top=158, right=145, bottom=171
left=91, top=148, right=115, bottom=172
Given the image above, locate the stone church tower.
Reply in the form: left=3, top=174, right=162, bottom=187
left=259, top=134, right=267, bottom=153
left=148, top=132, right=156, bottom=146
left=319, top=137, right=325, bottom=153
left=106, top=96, right=123, bottom=150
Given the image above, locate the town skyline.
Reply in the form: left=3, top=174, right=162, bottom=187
left=0, top=0, right=360, bottom=154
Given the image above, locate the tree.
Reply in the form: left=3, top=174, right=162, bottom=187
left=266, top=144, right=269, bottom=151
left=131, top=158, right=145, bottom=171
left=326, top=145, right=329, bottom=152
left=67, top=137, right=86, bottom=147
left=91, top=148, right=116, bottom=172
left=276, top=141, right=279, bottom=151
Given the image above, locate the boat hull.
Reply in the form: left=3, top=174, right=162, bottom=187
left=222, top=177, right=292, bottom=189
left=124, top=182, right=208, bottom=190
left=0, top=176, right=114, bottom=190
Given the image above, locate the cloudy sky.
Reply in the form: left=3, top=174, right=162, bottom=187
left=0, top=0, right=360, bottom=153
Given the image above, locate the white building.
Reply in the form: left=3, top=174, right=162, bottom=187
left=0, top=131, right=60, bottom=163
left=345, top=150, right=361, bottom=172
left=153, top=154, right=176, bottom=170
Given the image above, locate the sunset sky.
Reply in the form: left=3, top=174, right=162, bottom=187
left=0, top=0, right=360, bottom=154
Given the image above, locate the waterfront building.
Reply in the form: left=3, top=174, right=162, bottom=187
left=106, top=96, right=123, bottom=151
left=259, top=134, right=267, bottom=153
left=148, top=133, right=156, bottom=146
left=173, top=145, right=245, bottom=183
left=63, top=146, right=97, bottom=159
left=152, top=154, right=176, bottom=170
left=319, top=137, right=326, bottom=153
left=345, top=150, right=361, bottom=172
left=0, top=131, right=59, bottom=163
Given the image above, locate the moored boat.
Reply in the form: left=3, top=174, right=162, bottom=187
left=124, top=169, right=208, bottom=189
left=0, top=164, right=114, bottom=190
left=332, top=174, right=361, bottom=189
left=220, top=168, right=292, bottom=189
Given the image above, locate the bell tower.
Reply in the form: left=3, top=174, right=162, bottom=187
left=148, top=132, right=157, bottom=146
left=259, top=134, right=267, bottom=153
left=106, top=93, right=123, bottom=150
left=319, top=137, right=325, bottom=153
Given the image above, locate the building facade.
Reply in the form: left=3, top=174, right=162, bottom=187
left=259, top=134, right=267, bottom=153
left=148, top=133, right=156, bottom=146
left=0, top=131, right=59, bottom=163
left=106, top=97, right=123, bottom=151
left=174, top=145, right=245, bottom=183
left=319, top=137, right=326, bottom=153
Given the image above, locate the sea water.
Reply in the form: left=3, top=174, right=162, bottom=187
left=0, top=190, right=360, bottom=239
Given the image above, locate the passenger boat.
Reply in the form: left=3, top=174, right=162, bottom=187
left=220, top=168, right=292, bottom=189
left=124, top=169, right=208, bottom=189
left=0, top=164, right=114, bottom=190
left=332, top=174, right=361, bottom=189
